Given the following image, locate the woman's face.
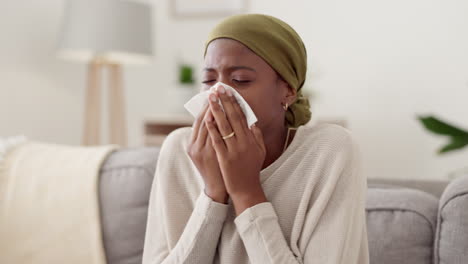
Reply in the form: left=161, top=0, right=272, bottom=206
left=203, top=38, right=296, bottom=130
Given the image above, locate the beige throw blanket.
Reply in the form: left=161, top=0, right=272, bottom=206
left=0, top=139, right=119, bottom=264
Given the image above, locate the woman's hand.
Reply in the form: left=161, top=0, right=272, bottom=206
left=204, top=85, right=267, bottom=215
left=187, top=104, right=229, bottom=204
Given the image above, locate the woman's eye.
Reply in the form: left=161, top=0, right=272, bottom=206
left=233, top=79, right=251, bottom=84
left=202, top=80, right=215, bottom=84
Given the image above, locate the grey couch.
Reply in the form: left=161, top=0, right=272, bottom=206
left=98, top=147, right=468, bottom=264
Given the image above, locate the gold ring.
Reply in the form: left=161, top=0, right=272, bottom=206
left=222, top=131, right=235, bottom=140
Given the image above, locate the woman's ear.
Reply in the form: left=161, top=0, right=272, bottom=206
left=277, top=76, right=297, bottom=105
left=285, top=84, right=297, bottom=105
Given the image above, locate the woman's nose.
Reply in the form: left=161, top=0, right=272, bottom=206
left=217, top=77, right=234, bottom=88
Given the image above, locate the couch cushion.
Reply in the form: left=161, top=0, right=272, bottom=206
left=99, top=147, right=159, bottom=264
left=435, top=174, right=468, bottom=264
left=366, top=186, right=438, bottom=264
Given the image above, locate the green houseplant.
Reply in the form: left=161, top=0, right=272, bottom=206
left=179, top=64, right=195, bottom=85
left=418, top=115, right=468, bottom=179
left=418, top=116, right=468, bottom=153
left=170, top=63, right=197, bottom=114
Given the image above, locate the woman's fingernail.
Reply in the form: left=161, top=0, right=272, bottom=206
left=226, top=89, right=233, bottom=97
left=209, top=93, right=217, bottom=102
left=217, top=85, right=225, bottom=94
left=206, top=113, right=213, bottom=122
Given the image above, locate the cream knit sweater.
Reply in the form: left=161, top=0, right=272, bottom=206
left=142, top=123, right=369, bottom=264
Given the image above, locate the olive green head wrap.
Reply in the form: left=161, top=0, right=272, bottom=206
left=204, top=14, right=311, bottom=128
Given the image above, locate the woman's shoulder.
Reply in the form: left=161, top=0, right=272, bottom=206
left=293, top=123, right=360, bottom=165
left=155, top=126, right=202, bottom=189
left=160, top=126, right=193, bottom=151
left=298, top=123, right=357, bottom=150
left=155, top=127, right=193, bottom=165
left=295, top=124, right=363, bottom=184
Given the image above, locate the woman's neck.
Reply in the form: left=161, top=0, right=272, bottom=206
left=261, top=124, right=295, bottom=170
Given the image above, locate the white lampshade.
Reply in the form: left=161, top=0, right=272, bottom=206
left=57, top=0, right=153, bottom=65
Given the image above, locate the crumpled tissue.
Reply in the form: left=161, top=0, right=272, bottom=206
left=183, top=82, right=258, bottom=128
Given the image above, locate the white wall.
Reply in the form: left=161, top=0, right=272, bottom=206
left=1, top=0, right=467, bottom=180
left=250, top=0, right=468, bottom=181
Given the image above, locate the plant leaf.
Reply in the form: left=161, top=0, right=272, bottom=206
left=439, top=136, right=468, bottom=154
left=418, top=116, right=468, bottom=137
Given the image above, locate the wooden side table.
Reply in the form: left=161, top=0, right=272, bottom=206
left=144, top=116, right=193, bottom=146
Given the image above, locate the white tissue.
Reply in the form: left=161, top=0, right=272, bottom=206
left=184, top=82, right=258, bottom=127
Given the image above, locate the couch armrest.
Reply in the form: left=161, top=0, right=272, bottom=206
left=434, top=174, right=468, bottom=264
left=366, top=187, right=438, bottom=264
left=368, top=178, right=449, bottom=198
left=99, top=147, right=160, bottom=264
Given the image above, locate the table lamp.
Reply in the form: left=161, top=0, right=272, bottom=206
left=57, top=0, right=153, bottom=146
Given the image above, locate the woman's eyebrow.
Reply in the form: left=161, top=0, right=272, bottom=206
left=203, top=66, right=256, bottom=72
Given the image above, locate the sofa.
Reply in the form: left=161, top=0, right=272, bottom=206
left=98, top=147, right=468, bottom=264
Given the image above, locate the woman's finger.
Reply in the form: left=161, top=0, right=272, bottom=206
left=228, top=91, right=250, bottom=131
left=190, top=103, right=209, bottom=142
left=208, top=93, right=236, bottom=148
left=215, top=85, right=247, bottom=139
left=202, top=109, right=215, bottom=146
left=205, top=109, right=227, bottom=155
left=198, top=107, right=211, bottom=146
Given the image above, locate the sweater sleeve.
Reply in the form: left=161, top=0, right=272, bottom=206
left=142, top=180, right=229, bottom=264
left=234, top=202, right=301, bottom=263
left=234, top=133, right=369, bottom=264
left=142, top=129, right=230, bottom=264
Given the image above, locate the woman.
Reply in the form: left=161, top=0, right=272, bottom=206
left=142, top=14, right=369, bottom=264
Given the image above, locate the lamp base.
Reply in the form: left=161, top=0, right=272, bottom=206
left=83, top=60, right=127, bottom=146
